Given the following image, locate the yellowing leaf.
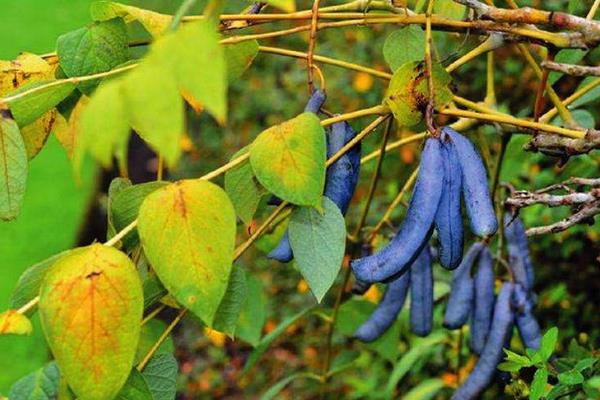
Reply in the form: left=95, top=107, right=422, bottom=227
left=0, top=310, right=33, bottom=336
left=384, top=61, right=452, bottom=127
left=122, top=61, right=184, bottom=167
left=0, top=53, right=57, bottom=95
left=250, top=113, right=326, bottom=207
left=55, top=95, right=89, bottom=160
left=91, top=1, right=172, bottom=38
left=224, top=40, right=259, bottom=82
left=21, top=109, right=58, bottom=159
left=137, top=180, right=236, bottom=325
left=77, top=79, right=129, bottom=169
left=38, top=244, right=143, bottom=400
left=0, top=109, right=27, bottom=220
left=264, top=0, right=296, bottom=13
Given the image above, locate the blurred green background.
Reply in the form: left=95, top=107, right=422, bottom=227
left=1, top=0, right=599, bottom=398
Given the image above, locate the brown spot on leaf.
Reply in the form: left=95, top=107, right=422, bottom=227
left=173, top=187, right=187, bottom=217
left=86, top=271, right=102, bottom=280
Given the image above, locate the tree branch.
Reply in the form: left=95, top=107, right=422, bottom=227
left=541, top=61, right=600, bottom=77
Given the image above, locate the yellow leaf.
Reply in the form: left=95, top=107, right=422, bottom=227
left=54, top=96, right=89, bottom=159
left=39, top=244, right=143, bottom=400
left=0, top=309, right=32, bottom=336
left=91, top=1, right=172, bottom=38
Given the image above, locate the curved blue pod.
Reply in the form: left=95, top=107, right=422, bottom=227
left=513, top=284, right=541, bottom=350
left=352, top=245, right=374, bottom=295
left=304, top=89, right=327, bottom=113
left=351, top=138, right=445, bottom=283
left=444, top=127, right=497, bottom=237
left=443, top=242, right=484, bottom=329
left=410, top=246, right=434, bottom=336
left=470, top=246, right=495, bottom=354
left=435, top=132, right=464, bottom=270
left=452, top=283, right=515, bottom=400
left=504, top=213, right=534, bottom=291
left=354, top=268, right=410, bottom=342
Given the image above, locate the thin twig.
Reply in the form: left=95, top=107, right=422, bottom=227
left=307, top=0, right=322, bottom=93
left=541, top=61, right=600, bottom=77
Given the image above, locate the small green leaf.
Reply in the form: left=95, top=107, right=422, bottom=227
left=539, top=327, right=558, bottom=362
left=110, top=181, right=169, bottom=249
left=57, top=18, right=129, bottom=94
left=236, top=275, right=267, bottom=347
left=91, top=1, right=172, bottom=37
left=0, top=111, right=28, bottom=221
left=558, top=369, right=584, bottom=385
left=122, top=61, right=184, bottom=168
left=7, top=80, right=76, bottom=127
left=8, top=362, right=60, bottom=400
left=574, top=357, right=596, bottom=372
left=137, top=180, right=237, bottom=325
left=77, top=79, right=129, bottom=170
left=250, top=112, right=326, bottom=207
left=504, top=349, right=533, bottom=367
left=383, top=26, right=426, bottom=72
left=224, top=146, right=265, bottom=224
left=213, top=267, right=248, bottom=337
left=403, top=378, right=444, bottom=400
left=0, top=310, right=33, bottom=336
left=288, top=197, right=346, bottom=302
left=142, top=274, right=168, bottom=310
left=38, top=244, right=144, bottom=400
left=434, top=0, right=467, bottom=19
left=530, top=368, right=548, bottom=400
left=243, top=306, right=313, bottom=374
left=384, top=61, right=452, bottom=127
left=588, top=376, right=600, bottom=388
left=10, top=251, right=70, bottom=311
left=225, top=40, right=259, bottom=81
left=134, top=319, right=174, bottom=365
left=497, top=361, right=524, bottom=373
left=141, top=353, right=178, bottom=400
left=116, top=370, right=153, bottom=400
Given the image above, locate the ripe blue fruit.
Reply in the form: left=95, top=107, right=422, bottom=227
left=409, top=246, right=434, bottom=336
left=504, top=213, right=534, bottom=291
left=444, top=242, right=484, bottom=329
left=452, top=283, right=515, bottom=400
left=351, top=138, right=445, bottom=283
left=470, top=246, right=495, bottom=354
left=354, top=267, right=410, bottom=342
left=513, top=284, right=541, bottom=350
left=435, top=131, right=464, bottom=270
left=444, top=127, right=498, bottom=237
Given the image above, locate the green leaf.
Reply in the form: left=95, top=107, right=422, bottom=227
left=336, top=299, right=401, bottom=362
left=137, top=180, right=236, bottom=326
left=288, top=197, right=346, bottom=302
left=77, top=79, right=129, bottom=170
left=140, top=353, right=178, bottom=400
left=243, top=306, right=313, bottom=374
left=111, top=181, right=169, bottom=249
left=571, top=77, right=600, bottom=108
left=0, top=111, right=28, bottom=221
left=385, top=333, right=445, bottom=396
left=122, top=61, right=184, bottom=168
left=224, top=146, right=265, bottom=225
left=0, top=309, right=33, bottom=335
left=134, top=319, right=174, bottom=365
left=558, top=369, right=584, bottom=385
left=142, top=274, right=168, bottom=310
left=236, top=275, right=267, bottom=347
left=574, top=357, right=596, bottom=372
left=434, top=0, right=467, bottom=19
left=7, top=81, right=77, bottom=128
left=8, top=362, right=60, bottom=400
left=213, top=267, right=248, bottom=337
left=56, top=18, right=129, bottom=94
left=383, top=26, right=426, bottom=72
left=497, top=361, right=524, bottom=373
left=384, top=61, right=453, bottom=127
left=106, top=177, right=132, bottom=239
left=150, top=20, right=227, bottom=123
left=553, top=109, right=595, bottom=129
left=539, top=327, right=558, bottom=362
left=91, top=1, right=172, bottom=37
left=504, top=349, right=533, bottom=367
left=38, top=244, right=144, bottom=400
left=250, top=112, right=326, bottom=207
left=10, top=251, right=70, bottom=311
left=261, top=0, right=296, bottom=12
left=225, top=40, right=259, bottom=82
left=530, top=368, right=548, bottom=400
left=588, top=376, right=600, bottom=388
left=403, top=378, right=444, bottom=400
left=116, top=370, right=153, bottom=400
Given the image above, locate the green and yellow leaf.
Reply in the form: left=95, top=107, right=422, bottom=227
left=91, top=1, right=172, bottom=38
left=0, top=310, right=33, bottom=336
left=0, top=110, right=28, bottom=220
